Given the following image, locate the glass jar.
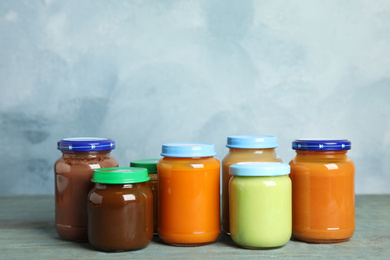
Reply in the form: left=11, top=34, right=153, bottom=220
left=88, top=167, right=153, bottom=251
left=229, top=162, right=291, bottom=249
left=222, top=135, right=281, bottom=234
left=130, top=159, right=160, bottom=235
left=289, top=139, right=355, bottom=243
left=55, top=137, right=118, bottom=241
left=157, top=143, right=221, bottom=246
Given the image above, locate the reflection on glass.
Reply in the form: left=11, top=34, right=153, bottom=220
left=123, top=194, right=136, bottom=201
left=191, top=164, right=204, bottom=168
left=90, top=163, right=101, bottom=170
left=324, top=163, right=339, bottom=170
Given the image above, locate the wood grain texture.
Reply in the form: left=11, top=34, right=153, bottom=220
left=0, top=195, right=389, bottom=259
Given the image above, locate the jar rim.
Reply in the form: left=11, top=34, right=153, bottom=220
left=230, top=162, right=290, bottom=176
left=130, top=159, right=160, bottom=174
left=92, top=167, right=150, bottom=184
left=226, top=135, right=278, bottom=149
left=161, top=143, right=216, bottom=157
left=292, top=139, right=351, bottom=151
left=58, top=137, right=115, bottom=152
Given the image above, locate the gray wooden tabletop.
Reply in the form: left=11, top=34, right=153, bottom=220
left=0, top=195, right=389, bottom=259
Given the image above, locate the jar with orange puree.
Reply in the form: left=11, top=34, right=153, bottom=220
left=158, top=143, right=220, bottom=246
left=289, top=139, right=355, bottom=243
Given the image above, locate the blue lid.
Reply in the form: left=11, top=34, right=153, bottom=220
left=226, top=135, right=278, bottom=148
left=292, top=139, right=351, bottom=151
left=161, top=143, right=216, bottom=157
left=229, top=162, right=290, bottom=176
left=57, top=137, right=115, bottom=152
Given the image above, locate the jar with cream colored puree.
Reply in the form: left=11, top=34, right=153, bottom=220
left=222, top=135, right=281, bottom=234
left=55, top=137, right=118, bottom=241
left=229, top=162, right=291, bottom=249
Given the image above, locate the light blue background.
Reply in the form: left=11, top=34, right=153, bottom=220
left=0, top=0, right=389, bottom=194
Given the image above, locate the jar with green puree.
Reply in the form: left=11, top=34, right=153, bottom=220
left=222, top=135, right=282, bottom=235
left=229, top=162, right=291, bottom=249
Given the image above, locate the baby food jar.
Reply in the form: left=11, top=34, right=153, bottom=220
left=157, top=143, right=221, bottom=246
left=55, top=137, right=118, bottom=241
left=88, top=167, right=153, bottom=251
left=222, top=135, right=282, bottom=234
left=289, top=139, right=355, bottom=243
left=229, top=162, right=291, bottom=249
left=130, top=159, right=159, bottom=235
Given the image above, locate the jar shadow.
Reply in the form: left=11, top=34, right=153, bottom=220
left=152, top=234, right=165, bottom=245
left=219, top=232, right=291, bottom=250
left=290, top=235, right=300, bottom=242
left=78, top=243, right=152, bottom=252
left=152, top=233, right=232, bottom=248
left=216, top=232, right=241, bottom=249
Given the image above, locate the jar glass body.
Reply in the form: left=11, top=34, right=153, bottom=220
left=157, top=156, right=221, bottom=246
left=230, top=175, right=291, bottom=248
left=146, top=174, right=158, bottom=235
left=88, top=183, right=153, bottom=251
left=289, top=150, right=355, bottom=243
left=54, top=150, right=118, bottom=241
left=222, top=148, right=281, bottom=234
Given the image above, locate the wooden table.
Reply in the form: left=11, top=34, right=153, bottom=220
left=0, top=195, right=389, bottom=259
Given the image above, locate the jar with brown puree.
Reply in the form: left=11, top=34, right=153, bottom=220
left=130, top=159, right=160, bottom=235
left=88, top=167, right=153, bottom=251
left=55, top=137, right=118, bottom=241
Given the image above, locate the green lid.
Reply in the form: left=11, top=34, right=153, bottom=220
left=92, top=167, right=150, bottom=184
left=130, top=159, right=159, bottom=174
